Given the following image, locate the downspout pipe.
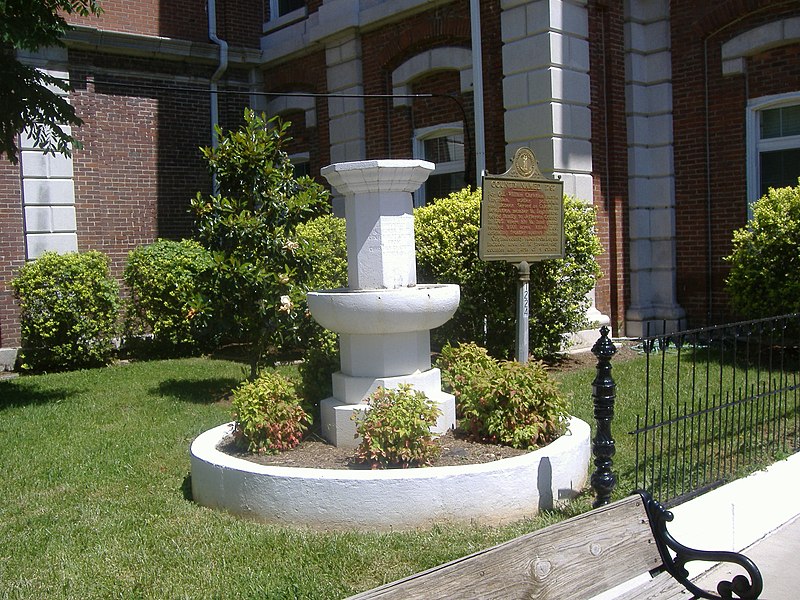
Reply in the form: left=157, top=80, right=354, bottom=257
left=208, top=0, right=229, bottom=153
left=469, top=0, right=486, bottom=179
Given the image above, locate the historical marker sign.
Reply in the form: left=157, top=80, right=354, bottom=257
left=479, top=147, right=564, bottom=262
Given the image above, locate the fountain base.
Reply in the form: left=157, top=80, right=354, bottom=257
left=320, top=390, right=456, bottom=448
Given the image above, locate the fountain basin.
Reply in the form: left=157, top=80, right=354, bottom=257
left=190, top=417, right=591, bottom=531
left=307, top=284, right=460, bottom=335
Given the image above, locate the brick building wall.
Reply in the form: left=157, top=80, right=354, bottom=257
left=67, top=0, right=208, bottom=41
left=261, top=49, right=330, bottom=184
left=0, top=164, right=25, bottom=348
left=6, top=0, right=798, bottom=359
left=588, top=0, right=629, bottom=332
left=66, top=50, right=226, bottom=284
left=360, top=2, right=471, bottom=158
left=478, top=0, right=506, bottom=178
left=67, top=0, right=263, bottom=47
left=671, top=0, right=800, bottom=325
left=0, top=0, right=259, bottom=361
left=258, top=0, right=506, bottom=183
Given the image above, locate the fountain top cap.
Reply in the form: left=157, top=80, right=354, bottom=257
left=321, top=159, right=435, bottom=195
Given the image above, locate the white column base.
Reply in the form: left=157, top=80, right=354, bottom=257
left=320, top=391, right=456, bottom=448
left=625, top=304, right=686, bottom=338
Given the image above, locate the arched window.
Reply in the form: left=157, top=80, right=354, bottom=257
left=723, top=18, right=800, bottom=209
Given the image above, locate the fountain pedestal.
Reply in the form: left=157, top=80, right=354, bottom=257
left=307, top=160, right=459, bottom=447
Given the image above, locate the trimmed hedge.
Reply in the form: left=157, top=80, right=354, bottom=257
left=726, top=180, right=800, bottom=318
left=11, top=251, right=120, bottom=372
left=123, top=238, right=213, bottom=355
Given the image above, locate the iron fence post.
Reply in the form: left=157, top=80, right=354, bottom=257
left=591, top=325, right=618, bottom=507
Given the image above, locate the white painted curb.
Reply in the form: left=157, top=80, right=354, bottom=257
left=190, top=417, right=591, bottom=530
left=669, top=451, right=800, bottom=578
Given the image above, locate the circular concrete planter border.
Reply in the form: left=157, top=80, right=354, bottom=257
left=190, top=417, right=591, bottom=530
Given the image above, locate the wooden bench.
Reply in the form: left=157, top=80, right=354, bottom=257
left=347, top=491, right=762, bottom=600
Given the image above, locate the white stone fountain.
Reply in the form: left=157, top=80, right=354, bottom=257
left=306, top=159, right=459, bottom=447
left=189, top=158, right=591, bottom=530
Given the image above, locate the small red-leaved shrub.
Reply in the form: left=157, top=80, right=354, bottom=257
left=232, top=372, right=310, bottom=454
left=352, top=385, right=441, bottom=468
left=438, top=342, right=568, bottom=450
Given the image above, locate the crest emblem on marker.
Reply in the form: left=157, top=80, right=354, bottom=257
left=513, top=147, right=539, bottom=178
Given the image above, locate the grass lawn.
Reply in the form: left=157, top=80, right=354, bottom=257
left=557, top=343, right=799, bottom=503
left=0, top=358, right=574, bottom=599
left=2, top=347, right=793, bottom=598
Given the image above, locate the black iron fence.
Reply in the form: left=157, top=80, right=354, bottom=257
left=629, top=314, right=800, bottom=506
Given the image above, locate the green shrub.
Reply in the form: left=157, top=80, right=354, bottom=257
left=352, top=385, right=441, bottom=468
left=298, top=328, right=340, bottom=420
left=294, top=214, right=347, bottom=356
left=296, top=214, right=347, bottom=291
left=437, top=342, right=568, bottom=449
left=123, top=239, right=213, bottom=355
left=725, top=180, right=800, bottom=317
left=414, top=187, right=509, bottom=351
left=415, top=189, right=602, bottom=358
left=12, top=251, right=119, bottom=372
left=232, top=371, right=311, bottom=454
left=435, top=340, right=495, bottom=409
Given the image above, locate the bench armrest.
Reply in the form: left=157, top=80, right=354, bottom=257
left=638, top=491, right=763, bottom=600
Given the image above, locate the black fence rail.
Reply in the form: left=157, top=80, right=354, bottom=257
left=630, top=314, right=800, bottom=506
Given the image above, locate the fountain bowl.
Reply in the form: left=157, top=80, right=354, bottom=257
left=306, top=284, right=460, bottom=335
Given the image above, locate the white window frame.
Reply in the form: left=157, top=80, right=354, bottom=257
left=747, top=91, right=800, bottom=216
left=412, top=122, right=464, bottom=207
left=265, top=0, right=306, bottom=33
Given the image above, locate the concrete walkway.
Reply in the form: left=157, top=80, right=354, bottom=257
left=693, top=514, right=800, bottom=599
left=666, top=451, right=800, bottom=599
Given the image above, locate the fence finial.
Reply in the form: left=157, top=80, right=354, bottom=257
left=591, top=325, right=618, bottom=507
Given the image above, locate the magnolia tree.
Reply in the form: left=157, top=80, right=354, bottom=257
left=190, top=109, right=329, bottom=378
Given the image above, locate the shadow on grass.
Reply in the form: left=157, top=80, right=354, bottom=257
left=181, top=473, right=193, bottom=501
left=153, top=377, right=241, bottom=404
left=0, top=379, right=77, bottom=410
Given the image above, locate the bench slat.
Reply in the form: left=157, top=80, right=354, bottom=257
left=347, top=495, right=664, bottom=599
left=612, top=571, right=694, bottom=600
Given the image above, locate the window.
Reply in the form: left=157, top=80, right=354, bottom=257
left=748, top=94, right=800, bottom=208
left=413, top=123, right=466, bottom=206
left=759, top=104, right=800, bottom=195
left=270, top=0, right=304, bottom=19
left=289, top=152, right=310, bottom=178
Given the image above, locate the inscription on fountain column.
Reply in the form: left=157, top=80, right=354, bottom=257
left=479, top=147, right=564, bottom=262
left=359, top=216, right=416, bottom=288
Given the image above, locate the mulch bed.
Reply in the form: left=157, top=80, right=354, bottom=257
left=218, top=340, right=640, bottom=469
left=219, top=429, right=529, bottom=470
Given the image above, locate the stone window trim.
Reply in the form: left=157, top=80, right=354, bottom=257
left=746, top=91, right=800, bottom=213
left=289, top=152, right=311, bottom=178
left=264, top=0, right=307, bottom=34
left=265, top=95, right=317, bottom=128
left=721, top=17, right=800, bottom=76
left=391, top=47, right=473, bottom=107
